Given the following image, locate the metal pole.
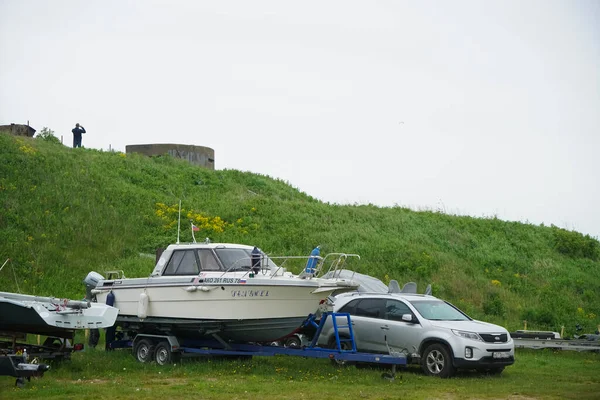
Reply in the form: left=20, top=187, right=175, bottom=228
left=176, top=200, right=181, bottom=244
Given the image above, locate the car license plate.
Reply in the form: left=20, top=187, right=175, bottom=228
left=493, top=351, right=510, bottom=359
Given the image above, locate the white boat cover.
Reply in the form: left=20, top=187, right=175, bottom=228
left=321, top=270, right=388, bottom=293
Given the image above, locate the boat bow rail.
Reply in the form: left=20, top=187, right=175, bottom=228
left=267, top=252, right=361, bottom=280
left=316, top=253, right=361, bottom=280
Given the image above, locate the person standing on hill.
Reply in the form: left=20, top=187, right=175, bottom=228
left=71, top=123, right=86, bottom=148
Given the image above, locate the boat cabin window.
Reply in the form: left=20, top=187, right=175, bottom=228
left=164, top=250, right=199, bottom=275
left=197, top=249, right=221, bottom=271
left=163, top=249, right=224, bottom=275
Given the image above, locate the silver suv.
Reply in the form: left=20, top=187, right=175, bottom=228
left=316, top=291, right=514, bottom=378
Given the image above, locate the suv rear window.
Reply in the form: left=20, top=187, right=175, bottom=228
left=355, top=298, right=385, bottom=318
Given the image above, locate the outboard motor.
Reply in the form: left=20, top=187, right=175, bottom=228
left=83, top=271, right=104, bottom=301
left=83, top=271, right=105, bottom=349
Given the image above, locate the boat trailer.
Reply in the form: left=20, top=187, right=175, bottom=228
left=513, top=337, right=600, bottom=352
left=0, top=354, right=50, bottom=388
left=0, top=331, right=83, bottom=387
left=109, top=312, right=407, bottom=380
left=511, top=330, right=600, bottom=352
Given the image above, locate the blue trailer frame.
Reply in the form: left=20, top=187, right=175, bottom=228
left=109, top=312, right=407, bottom=373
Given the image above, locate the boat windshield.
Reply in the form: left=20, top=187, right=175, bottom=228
left=215, top=248, right=279, bottom=271
left=215, top=248, right=251, bottom=270
left=408, top=299, right=471, bottom=321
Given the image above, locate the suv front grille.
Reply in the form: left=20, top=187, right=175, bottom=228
left=480, top=333, right=508, bottom=343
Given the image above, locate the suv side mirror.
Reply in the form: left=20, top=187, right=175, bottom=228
left=402, top=314, right=416, bottom=323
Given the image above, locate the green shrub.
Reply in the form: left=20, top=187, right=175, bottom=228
left=552, top=225, right=599, bottom=260
left=483, top=292, right=505, bottom=317
left=521, top=308, right=557, bottom=330
left=35, top=126, right=62, bottom=145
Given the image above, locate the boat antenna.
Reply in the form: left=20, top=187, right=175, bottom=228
left=0, top=258, right=9, bottom=274
left=176, top=200, right=182, bottom=244
left=0, top=258, right=21, bottom=293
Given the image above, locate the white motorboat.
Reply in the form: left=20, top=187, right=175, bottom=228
left=87, top=242, right=360, bottom=342
left=0, top=291, right=118, bottom=338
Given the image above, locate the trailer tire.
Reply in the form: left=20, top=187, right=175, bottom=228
left=284, top=335, right=302, bottom=348
left=89, top=329, right=100, bottom=348
left=154, top=341, right=175, bottom=366
left=328, top=335, right=354, bottom=367
left=42, top=337, right=63, bottom=349
left=134, top=339, right=155, bottom=363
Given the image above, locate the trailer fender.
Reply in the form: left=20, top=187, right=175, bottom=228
left=132, top=334, right=181, bottom=353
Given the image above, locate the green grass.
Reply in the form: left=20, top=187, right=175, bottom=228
left=1, top=132, right=599, bottom=337
left=1, top=348, right=599, bottom=399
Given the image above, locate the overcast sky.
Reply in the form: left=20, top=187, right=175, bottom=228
left=1, top=0, right=599, bottom=239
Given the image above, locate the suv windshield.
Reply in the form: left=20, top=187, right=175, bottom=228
left=409, top=299, right=471, bottom=321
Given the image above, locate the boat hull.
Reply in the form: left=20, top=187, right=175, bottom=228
left=94, top=277, right=344, bottom=342
left=114, top=314, right=310, bottom=342
left=0, top=292, right=118, bottom=338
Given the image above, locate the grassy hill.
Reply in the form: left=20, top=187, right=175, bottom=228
left=1, top=132, right=599, bottom=336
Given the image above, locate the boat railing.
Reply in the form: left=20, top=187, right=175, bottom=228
left=265, top=253, right=360, bottom=280
left=219, top=255, right=299, bottom=278
left=217, top=252, right=360, bottom=280
left=268, top=255, right=320, bottom=278
left=315, top=253, right=361, bottom=280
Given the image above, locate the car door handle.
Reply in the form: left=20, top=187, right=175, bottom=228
left=380, top=326, right=390, bottom=330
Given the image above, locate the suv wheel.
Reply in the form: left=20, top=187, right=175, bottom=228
left=421, top=343, right=455, bottom=378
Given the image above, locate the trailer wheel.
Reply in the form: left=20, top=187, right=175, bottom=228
left=42, top=337, right=63, bottom=349
left=328, top=335, right=354, bottom=367
left=284, top=335, right=302, bottom=348
left=134, top=339, right=155, bottom=363
left=89, top=329, right=100, bottom=348
left=154, top=341, right=174, bottom=366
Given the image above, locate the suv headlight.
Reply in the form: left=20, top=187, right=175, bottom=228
left=452, top=329, right=483, bottom=341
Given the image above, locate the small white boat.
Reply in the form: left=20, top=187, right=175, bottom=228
left=0, top=291, right=118, bottom=338
left=87, top=242, right=360, bottom=342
